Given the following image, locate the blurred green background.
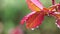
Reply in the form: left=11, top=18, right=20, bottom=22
left=0, top=0, right=60, bottom=34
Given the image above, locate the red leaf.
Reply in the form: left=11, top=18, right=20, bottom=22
left=57, top=4, right=60, bottom=12
left=21, top=11, right=44, bottom=29
left=21, top=11, right=36, bottom=25
left=55, top=19, right=60, bottom=28
left=9, top=27, right=23, bottom=34
left=51, top=12, right=60, bottom=19
left=26, top=0, right=43, bottom=11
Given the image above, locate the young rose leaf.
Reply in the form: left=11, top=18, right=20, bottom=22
left=55, top=19, right=60, bottom=28
left=21, top=11, right=44, bottom=29
left=26, top=0, right=43, bottom=11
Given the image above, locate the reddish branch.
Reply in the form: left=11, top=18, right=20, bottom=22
left=52, top=0, right=55, bottom=5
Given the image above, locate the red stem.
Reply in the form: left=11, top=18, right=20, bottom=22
left=52, top=0, right=55, bottom=5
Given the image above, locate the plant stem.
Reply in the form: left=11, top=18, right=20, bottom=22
left=52, top=0, right=55, bottom=5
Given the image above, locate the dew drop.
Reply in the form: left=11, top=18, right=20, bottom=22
left=56, top=20, right=57, bottom=22
left=57, top=24, right=60, bottom=28
left=55, top=23, right=57, bottom=25
left=36, top=26, right=39, bottom=28
left=31, top=28, right=34, bottom=30
left=47, top=14, right=50, bottom=16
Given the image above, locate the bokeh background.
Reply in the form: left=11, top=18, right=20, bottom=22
left=0, top=0, right=60, bottom=34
